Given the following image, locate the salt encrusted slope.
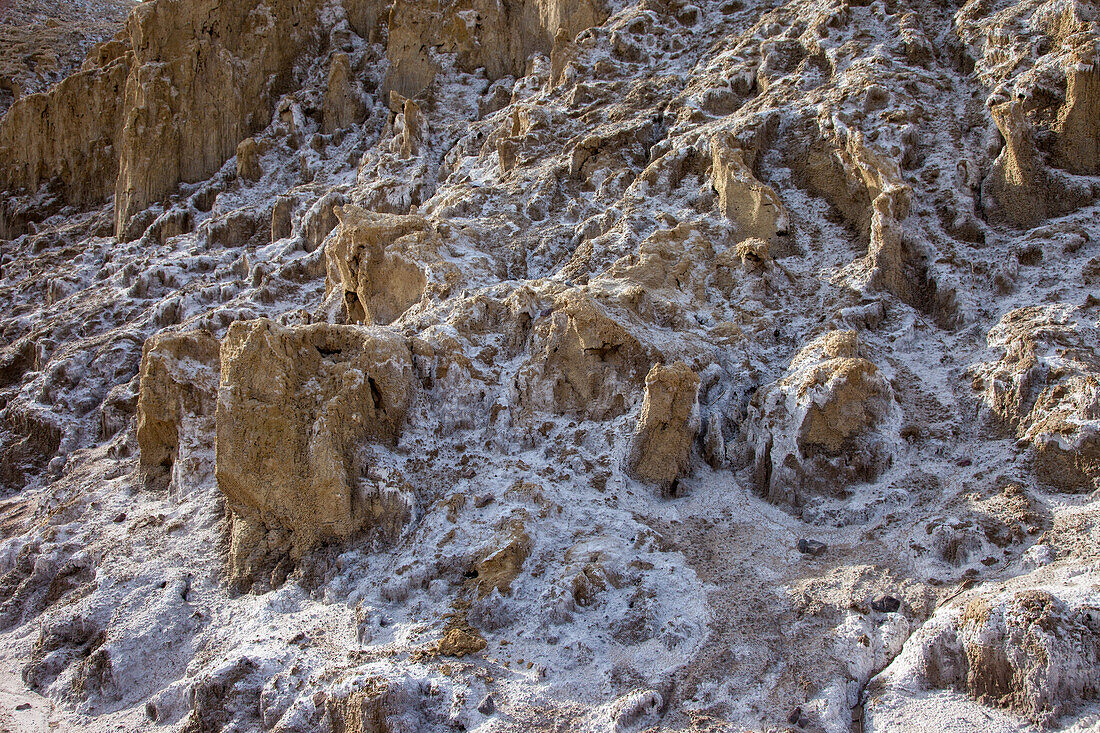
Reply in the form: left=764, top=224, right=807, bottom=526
left=0, top=0, right=1099, bottom=730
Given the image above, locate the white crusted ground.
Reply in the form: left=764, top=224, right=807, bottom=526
left=1, top=0, right=1099, bottom=731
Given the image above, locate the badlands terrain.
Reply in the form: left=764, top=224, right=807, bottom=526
left=0, top=0, right=1099, bottom=730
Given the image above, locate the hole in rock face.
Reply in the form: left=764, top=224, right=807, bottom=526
left=316, top=346, right=342, bottom=357
left=368, top=377, right=383, bottom=411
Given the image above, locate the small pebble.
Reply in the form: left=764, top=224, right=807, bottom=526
left=477, top=694, right=495, bottom=715
left=797, top=538, right=827, bottom=557
left=15, top=703, right=30, bottom=711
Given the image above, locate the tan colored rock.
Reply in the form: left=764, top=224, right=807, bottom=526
left=1053, top=64, right=1100, bottom=175
left=711, top=133, right=789, bottom=246
left=398, top=97, right=422, bottom=158
left=798, top=127, right=951, bottom=319
left=970, top=304, right=1100, bottom=492
left=876, top=581, right=1100, bottom=728
left=112, top=0, right=356, bottom=238
left=0, top=41, right=131, bottom=209
left=981, top=101, right=1091, bottom=229
left=981, top=102, right=1053, bottom=229
left=325, top=205, right=453, bottom=325
left=385, top=0, right=608, bottom=97
left=322, top=52, right=366, bottom=134
left=302, top=191, right=346, bottom=253
left=271, top=194, right=295, bottom=242
left=747, top=331, right=898, bottom=507
left=626, top=362, right=700, bottom=494
left=215, top=319, right=414, bottom=584
left=135, top=330, right=220, bottom=492
left=735, top=237, right=771, bottom=271
left=235, top=137, right=262, bottom=182
left=516, top=290, right=655, bottom=420
left=473, top=523, right=532, bottom=597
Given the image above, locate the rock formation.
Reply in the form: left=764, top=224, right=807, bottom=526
left=971, top=304, right=1100, bottom=492
left=868, top=569, right=1100, bottom=728
left=0, top=38, right=131, bottom=208
left=710, top=132, right=790, bottom=247
left=324, top=206, right=441, bottom=325
left=747, top=331, right=899, bottom=508
left=384, top=0, right=609, bottom=97
left=625, top=362, right=701, bottom=494
left=516, top=290, right=656, bottom=420
left=135, top=329, right=220, bottom=492
left=2, top=0, right=1100, bottom=730
left=215, top=319, right=414, bottom=586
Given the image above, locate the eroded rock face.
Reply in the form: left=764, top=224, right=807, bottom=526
left=979, top=101, right=1091, bottom=229
left=747, top=331, right=898, bottom=507
left=971, top=304, right=1100, bottom=492
left=215, top=319, right=414, bottom=586
left=385, top=0, right=609, bottom=97
left=112, top=0, right=340, bottom=238
left=322, top=52, right=367, bottom=134
left=710, top=132, right=789, bottom=247
left=515, top=290, right=655, bottom=421
left=625, top=362, right=700, bottom=494
left=325, top=206, right=454, bottom=325
left=0, top=39, right=131, bottom=210
left=135, top=329, right=220, bottom=492
left=869, top=579, right=1100, bottom=728
left=1053, top=65, right=1100, bottom=176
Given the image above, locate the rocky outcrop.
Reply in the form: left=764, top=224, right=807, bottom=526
left=325, top=206, right=454, bottom=325
left=710, top=133, right=789, bottom=247
left=322, top=52, right=367, bottom=134
left=515, top=290, right=655, bottom=421
left=112, top=0, right=335, bottom=238
left=215, top=319, right=415, bottom=586
left=1052, top=64, right=1100, bottom=176
left=625, top=362, right=700, bottom=494
left=135, top=330, right=220, bottom=492
left=971, top=304, right=1100, bottom=492
left=868, top=575, right=1100, bottom=728
left=0, top=39, right=131, bottom=209
left=235, top=138, right=263, bottom=182
left=793, top=124, right=946, bottom=317
left=980, top=101, right=1088, bottom=229
left=385, top=0, right=609, bottom=97
left=473, top=522, right=532, bottom=597
left=746, top=331, right=898, bottom=507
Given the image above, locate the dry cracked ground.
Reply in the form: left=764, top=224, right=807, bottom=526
left=0, top=0, right=1099, bottom=731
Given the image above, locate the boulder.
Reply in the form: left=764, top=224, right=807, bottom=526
left=135, top=330, right=221, bottom=492
left=325, top=205, right=456, bottom=325
left=746, top=331, right=899, bottom=507
left=625, top=362, right=700, bottom=494
left=970, top=304, right=1100, bottom=492
left=215, top=319, right=414, bottom=585
left=515, top=290, right=655, bottom=420
left=868, top=575, right=1100, bottom=728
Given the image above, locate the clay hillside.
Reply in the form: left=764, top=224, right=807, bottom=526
left=0, top=0, right=1099, bottom=731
